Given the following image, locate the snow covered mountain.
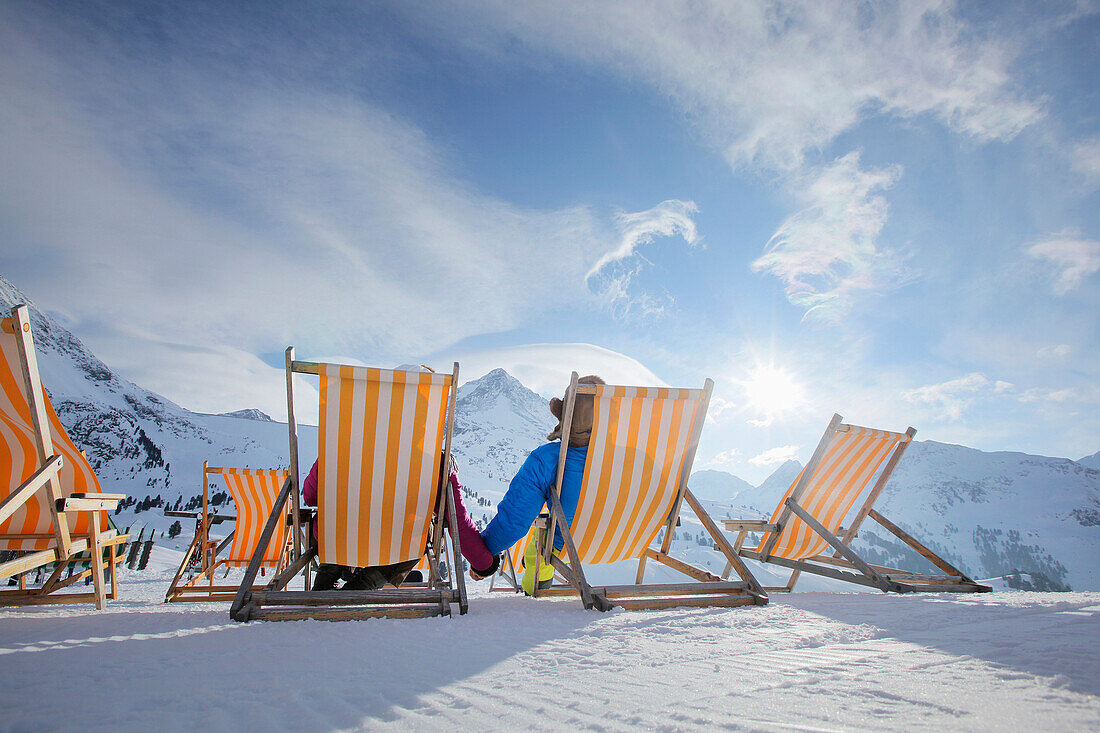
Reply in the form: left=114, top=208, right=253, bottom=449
left=688, top=469, right=754, bottom=503
left=450, top=368, right=556, bottom=529
left=0, top=276, right=309, bottom=525
left=1079, top=450, right=1100, bottom=471
left=3, top=273, right=1097, bottom=590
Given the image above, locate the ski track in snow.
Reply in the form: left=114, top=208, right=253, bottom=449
left=1, top=551, right=1098, bottom=732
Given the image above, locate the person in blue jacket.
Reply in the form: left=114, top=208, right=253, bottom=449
left=478, top=375, right=605, bottom=594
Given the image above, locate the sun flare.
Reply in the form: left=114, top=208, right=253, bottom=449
left=741, top=364, right=805, bottom=422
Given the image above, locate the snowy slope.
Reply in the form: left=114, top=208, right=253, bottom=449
left=1, top=564, right=1098, bottom=731
left=1080, top=450, right=1100, bottom=471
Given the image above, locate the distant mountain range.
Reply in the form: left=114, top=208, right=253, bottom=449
left=3, top=274, right=1097, bottom=590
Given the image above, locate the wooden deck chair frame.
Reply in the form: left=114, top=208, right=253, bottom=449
left=721, top=413, right=990, bottom=594
left=165, top=463, right=293, bottom=602
left=230, top=349, right=466, bottom=621
left=0, top=305, right=127, bottom=609
left=515, top=372, right=767, bottom=611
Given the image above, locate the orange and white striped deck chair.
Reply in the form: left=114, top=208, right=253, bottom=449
left=165, top=464, right=291, bottom=602
left=0, top=305, right=127, bottom=609
left=524, top=372, right=767, bottom=611
left=723, top=414, right=989, bottom=593
left=231, top=350, right=465, bottom=621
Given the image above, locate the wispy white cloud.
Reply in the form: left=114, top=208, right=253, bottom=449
left=431, top=2, right=1041, bottom=173
left=412, top=1, right=1044, bottom=319
left=586, top=200, right=699, bottom=280
left=752, top=153, right=905, bottom=320
left=901, top=373, right=991, bottom=420
left=704, top=448, right=741, bottom=470
left=585, top=199, right=700, bottom=318
left=1018, top=387, right=1078, bottom=404
left=1026, top=232, right=1100, bottom=294
left=1037, top=344, right=1073, bottom=360
left=749, top=445, right=799, bottom=467
left=1070, top=137, right=1100, bottom=183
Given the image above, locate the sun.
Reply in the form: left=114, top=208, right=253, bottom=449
left=740, top=364, right=805, bottom=423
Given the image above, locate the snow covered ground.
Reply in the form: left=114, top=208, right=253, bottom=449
left=2, top=548, right=1098, bottom=732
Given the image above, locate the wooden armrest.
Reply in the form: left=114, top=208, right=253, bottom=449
left=56, top=494, right=124, bottom=512
left=0, top=455, right=64, bottom=526
left=164, top=510, right=201, bottom=519
left=209, top=514, right=236, bottom=525
left=722, top=520, right=779, bottom=532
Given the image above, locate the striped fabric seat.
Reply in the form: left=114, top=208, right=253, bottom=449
left=316, top=365, right=452, bottom=568
left=570, top=385, right=704, bottom=565
left=497, top=373, right=767, bottom=611
left=0, top=316, right=108, bottom=551
left=212, top=468, right=289, bottom=566
left=756, top=425, right=912, bottom=560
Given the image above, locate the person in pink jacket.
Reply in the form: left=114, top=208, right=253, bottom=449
left=303, top=453, right=499, bottom=590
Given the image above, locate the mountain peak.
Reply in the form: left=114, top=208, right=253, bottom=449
left=220, top=408, right=274, bottom=422
left=455, top=368, right=554, bottom=443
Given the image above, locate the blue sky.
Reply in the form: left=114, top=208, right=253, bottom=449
left=1, top=1, right=1097, bottom=482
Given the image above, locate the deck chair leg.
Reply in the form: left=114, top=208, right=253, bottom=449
left=684, top=489, right=766, bottom=601
left=868, top=509, right=974, bottom=582
left=784, top=499, right=900, bottom=593
left=88, top=527, right=106, bottom=610
left=165, top=533, right=201, bottom=602
left=548, top=489, right=605, bottom=610
left=40, top=558, right=69, bottom=595
left=108, top=541, right=119, bottom=600
left=635, top=555, right=647, bottom=584
left=785, top=569, right=801, bottom=592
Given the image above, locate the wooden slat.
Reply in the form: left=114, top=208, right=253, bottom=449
left=166, top=594, right=238, bottom=603
left=721, top=520, right=778, bottom=532
left=441, top=362, right=467, bottom=615
left=535, top=581, right=749, bottom=598
left=611, top=595, right=757, bottom=611
left=289, top=360, right=323, bottom=375
left=0, top=591, right=102, bottom=606
left=163, top=510, right=202, bottom=519
left=543, top=372, right=577, bottom=580
left=0, top=454, right=62, bottom=526
left=894, top=582, right=991, bottom=594
left=173, top=585, right=251, bottom=594
left=248, top=604, right=445, bottom=621
left=883, top=573, right=966, bottom=584
left=643, top=548, right=721, bottom=582
left=740, top=550, right=885, bottom=589
left=252, top=589, right=453, bottom=607
left=0, top=539, right=90, bottom=580
left=12, top=306, right=73, bottom=556
left=56, top=496, right=122, bottom=512
left=284, top=348, right=304, bottom=584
